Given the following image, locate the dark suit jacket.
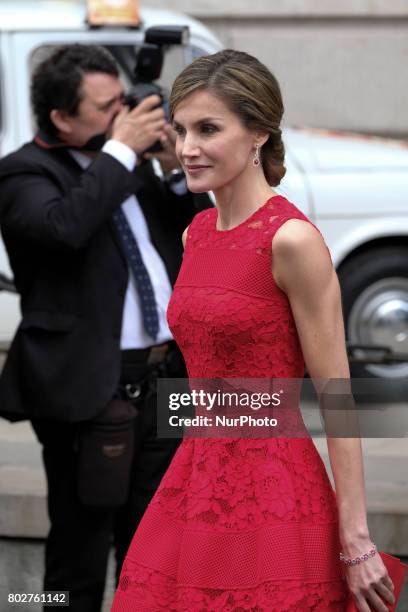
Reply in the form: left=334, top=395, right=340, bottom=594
left=0, top=141, right=210, bottom=422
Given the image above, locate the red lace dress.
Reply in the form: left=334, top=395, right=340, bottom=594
left=112, top=195, right=348, bottom=611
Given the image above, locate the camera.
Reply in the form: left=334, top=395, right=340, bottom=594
left=123, top=26, right=189, bottom=153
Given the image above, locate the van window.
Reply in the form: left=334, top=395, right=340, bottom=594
left=105, top=44, right=196, bottom=94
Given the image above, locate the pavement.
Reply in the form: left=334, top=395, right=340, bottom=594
left=0, top=408, right=407, bottom=610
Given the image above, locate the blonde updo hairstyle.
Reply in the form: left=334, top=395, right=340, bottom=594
left=170, top=49, right=286, bottom=187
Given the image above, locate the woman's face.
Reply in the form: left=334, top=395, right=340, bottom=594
left=172, top=89, right=257, bottom=193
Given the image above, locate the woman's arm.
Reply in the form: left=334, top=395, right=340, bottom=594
left=272, top=218, right=395, bottom=612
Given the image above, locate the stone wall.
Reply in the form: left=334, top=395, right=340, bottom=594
left=147, top=0, right=408, bottom=136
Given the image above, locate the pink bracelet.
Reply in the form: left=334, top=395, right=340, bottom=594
left=339, top=544, right=377, bottom=566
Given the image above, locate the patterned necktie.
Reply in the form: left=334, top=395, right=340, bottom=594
left=112, top=208, right=159, bottom=341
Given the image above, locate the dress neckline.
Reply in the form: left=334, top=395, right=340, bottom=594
left=214, top=194, right=283, bottom=233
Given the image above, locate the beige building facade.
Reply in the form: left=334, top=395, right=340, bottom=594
left=146, top=0, right=408, bottom=137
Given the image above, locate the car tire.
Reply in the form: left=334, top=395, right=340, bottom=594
left=338, top=246, right=408, bottom=381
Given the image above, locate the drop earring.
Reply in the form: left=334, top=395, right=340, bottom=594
left=253, top=143, right=260, bottom=167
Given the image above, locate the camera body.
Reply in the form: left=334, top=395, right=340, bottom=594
left=124, top=26, right=189, bottom=153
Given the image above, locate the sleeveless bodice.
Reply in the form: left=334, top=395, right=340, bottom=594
left=167, top=195, right=308, bottom=380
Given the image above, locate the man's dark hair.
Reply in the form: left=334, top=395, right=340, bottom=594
left=31, top=44, right=119, bottom=136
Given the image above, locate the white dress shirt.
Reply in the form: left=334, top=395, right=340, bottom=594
left=69, top=139, right=183, bottom=349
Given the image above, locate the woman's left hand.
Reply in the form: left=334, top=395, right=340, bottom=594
left=343, top=550, right=395, bottom=611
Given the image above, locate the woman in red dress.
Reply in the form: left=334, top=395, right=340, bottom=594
left=112, top=50, right=395, bottom=611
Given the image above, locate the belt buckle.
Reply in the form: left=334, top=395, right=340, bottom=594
left=147, top=343, right=168, bottom=365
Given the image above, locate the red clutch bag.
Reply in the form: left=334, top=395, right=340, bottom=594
left=345, top=552, right=408, bottom=611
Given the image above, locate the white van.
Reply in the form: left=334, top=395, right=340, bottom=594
left=1, top=0, right=408, bottom=380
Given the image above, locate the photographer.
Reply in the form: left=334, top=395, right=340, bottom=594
left=0, top=44, right=210, bottom=611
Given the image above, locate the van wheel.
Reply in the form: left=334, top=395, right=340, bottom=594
left=338, top=246, right=408, bottom=379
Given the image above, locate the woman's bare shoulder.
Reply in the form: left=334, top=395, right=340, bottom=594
left=272, top=218, right=332, bottom=292
left=182, top=225, right=189, bottom=248
left=273, top=218, right=324, bottom=254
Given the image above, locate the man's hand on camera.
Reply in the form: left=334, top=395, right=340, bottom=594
left=143, top=123, right=181, bottom=174
left=111, top=95, right=165, bottom=154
